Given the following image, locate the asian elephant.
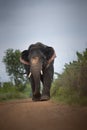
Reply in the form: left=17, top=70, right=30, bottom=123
left=20, top=42, right=56, bottom=101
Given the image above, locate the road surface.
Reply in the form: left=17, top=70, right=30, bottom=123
left=0, top=99, right=87, bottom=130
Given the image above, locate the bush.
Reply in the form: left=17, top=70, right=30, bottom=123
left=51, top=49, right=87, bottom=105
left=0, top=82, right=32, bottom=101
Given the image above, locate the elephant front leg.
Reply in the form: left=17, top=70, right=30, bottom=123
left=29, top=76, right=41, bottom=101
left=41, top=65, right=54, bottom=101
left=41, top=79, right=51, bottom=101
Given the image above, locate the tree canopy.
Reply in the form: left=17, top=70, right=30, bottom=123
left=3, top=49, right=26, bottom=88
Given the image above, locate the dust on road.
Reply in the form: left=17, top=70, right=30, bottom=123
left=0, top=99, right=87, bottom=130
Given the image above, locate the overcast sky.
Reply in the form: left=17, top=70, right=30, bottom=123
left=0, top=0, right=87, bottom=81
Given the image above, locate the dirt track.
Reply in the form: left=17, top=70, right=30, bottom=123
left=0, top=99, right=87, bottom=130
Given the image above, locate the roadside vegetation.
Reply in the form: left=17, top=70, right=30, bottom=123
left=0, top=81, right=31, bottom=101
left=51, top=48, right=87, bottom=105
left=0, top=49, right=31, bottom=101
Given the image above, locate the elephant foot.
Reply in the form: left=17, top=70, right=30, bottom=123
left=32, top=93, right=41, bottom=101
left=40, top=95, right=50, bottom=101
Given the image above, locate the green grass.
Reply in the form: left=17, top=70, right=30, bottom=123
left=0, top=84, right=32, bottom=102
left=51, top=86, right=87, bottom=106
left=52, top=95, right=87, bottom=106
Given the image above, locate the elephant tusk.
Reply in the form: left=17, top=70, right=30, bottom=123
left=40, top=70, right=43, bottom=75
left=28, top=72, right=32, bottom=78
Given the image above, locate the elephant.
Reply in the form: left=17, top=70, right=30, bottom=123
left=20, top=42, right=56, bottom=101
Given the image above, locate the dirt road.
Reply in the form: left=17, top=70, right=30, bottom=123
left=0, top=99, right=87, bottom=130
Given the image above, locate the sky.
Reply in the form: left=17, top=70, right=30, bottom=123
left=0, top=0, right=87, bottom=82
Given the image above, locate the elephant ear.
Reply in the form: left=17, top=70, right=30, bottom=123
left=21, top=50, right=29, bottom=62
left=44, top=47, right=55, bottom=61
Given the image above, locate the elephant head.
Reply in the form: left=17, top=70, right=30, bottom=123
left=20, top=42, right=56, bottom=101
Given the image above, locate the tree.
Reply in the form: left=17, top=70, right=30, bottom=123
left=3, top=49, right=26, bottom=88
left=52, top=48, right=87, bottom=97
left=76, top=48, right=87, bottom=95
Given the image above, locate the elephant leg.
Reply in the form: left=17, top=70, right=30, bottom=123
left=29, top=76, right=41, bottom=101
left=41, top=63, right=54, bottom=101
left=29, top=76, right=35, bottom=94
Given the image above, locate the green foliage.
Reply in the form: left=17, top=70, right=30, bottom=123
left=51, top=48, right=87, bottom=105
left=3, top=49, right=26, bottom=89
left=3, top=49, right=21, bottom=75
left=0, top=82, right=32, bottom=101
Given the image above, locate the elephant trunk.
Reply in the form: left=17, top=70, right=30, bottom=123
left=29, top=57, right=43, bottom=95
